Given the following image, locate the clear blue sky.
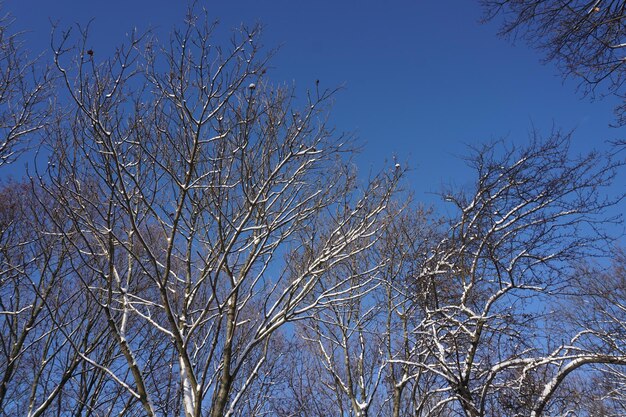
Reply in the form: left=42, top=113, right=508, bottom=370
left=3, top=0, right=624, bottom=206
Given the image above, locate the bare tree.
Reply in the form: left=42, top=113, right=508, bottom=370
left=547, top=248, right=626, bottom=417
left=481, top=0, right=626, bottom=125
left=0, top=12, right=51, bottom=167
left=397, top=132, right=621, bottom=416
left=300, top=258, right=387, bottom=417
left=37, top=12, right=401, bottom=417
left=283, top=205, right=450, bottom=417
left=0, top=181, right=115, bottom=417
left=377, top=206, right=449, bottom=417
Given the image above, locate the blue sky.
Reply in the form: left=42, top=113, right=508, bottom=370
left=3, top=0, right=624, bottom=206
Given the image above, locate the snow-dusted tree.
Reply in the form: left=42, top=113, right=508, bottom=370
left=0, top=13, right=51, bottom=167
left=376, top=206, right=449, bottom=417
left=0, top=182, right=115, bottom=417
left=283, top=205, right=449, bottom=417
left=300, top=252, right=388, bottom=417
left=401, top=132, right=621, bottom=417
left=545, top=248, right=626, bottom=417
left=38, top=12, right=400, bottom=417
